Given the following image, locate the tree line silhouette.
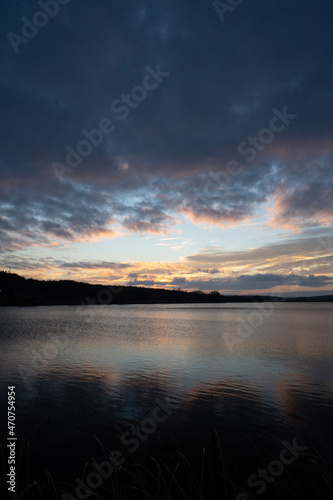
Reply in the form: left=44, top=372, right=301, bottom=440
left=0, top=271, right=331, bottom=306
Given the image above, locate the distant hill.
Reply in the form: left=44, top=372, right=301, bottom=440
left=0, top=271, right=332, bottom=306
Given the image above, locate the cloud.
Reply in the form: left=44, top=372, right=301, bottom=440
left=1, top=0, right=333, bottom=272
left=2, top=159, right=332, bottom=254
left=171, top=277, right=187, bottom=285
left=1, top=250, right=332, bottom=294
left=270, top=163, right=333, bottom=229
left=2, top=3, right=333, bottom=173
left=185, top=227, right=333, bottom=273
left=150, top=273, right=333, bottom=292
left=127, top=279, right=160, bottom=287
left=56, top=261, right=130, bottom=270
left=197, top=268, right=220, bottom=274
left=0, top=182, right=117, bottom=252
left=120, top=201, right=178, bottom=233
left=128, top=272, right=139, bottom=279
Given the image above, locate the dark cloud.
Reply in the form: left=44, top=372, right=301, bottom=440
left=123, top=273, right=333, bottom=292
left=127, top=279, right=159, bottom=287
left=271, top=164, right=333, bottom=227
left=168, top=273, right=333, bottom=292
left=0, top=0, right=333, bottom=247
left=56, top=261, right=130, bottom=270
left=197, top=269, right=220, bottom=275
left=0, top=182, right=116, bottom=251
left=171, top=277, right=187, bottom=285
left=119, top=200, right=177, bottom=233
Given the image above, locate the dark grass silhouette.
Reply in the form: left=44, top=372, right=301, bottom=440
left=1, top=424, right=332, bottom=500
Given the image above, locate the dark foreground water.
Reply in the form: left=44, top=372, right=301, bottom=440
left=0, top=303, right=332, bottom=499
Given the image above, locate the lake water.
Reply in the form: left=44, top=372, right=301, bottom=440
left=0, top=303, right=332, bottom=499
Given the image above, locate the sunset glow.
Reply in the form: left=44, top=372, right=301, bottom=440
left=1, top=1, right=332, bottom=296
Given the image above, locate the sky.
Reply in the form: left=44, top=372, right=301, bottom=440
left=0, top=0, right=333, bottom=295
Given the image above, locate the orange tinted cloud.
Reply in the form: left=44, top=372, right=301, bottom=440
left=270, top=189, right=333, bottom=231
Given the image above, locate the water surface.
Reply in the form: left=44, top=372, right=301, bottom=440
left=0, top=303, right=332, bottom=498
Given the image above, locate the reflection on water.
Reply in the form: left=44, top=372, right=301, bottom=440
left=0, top=303, right=332, bottom=498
